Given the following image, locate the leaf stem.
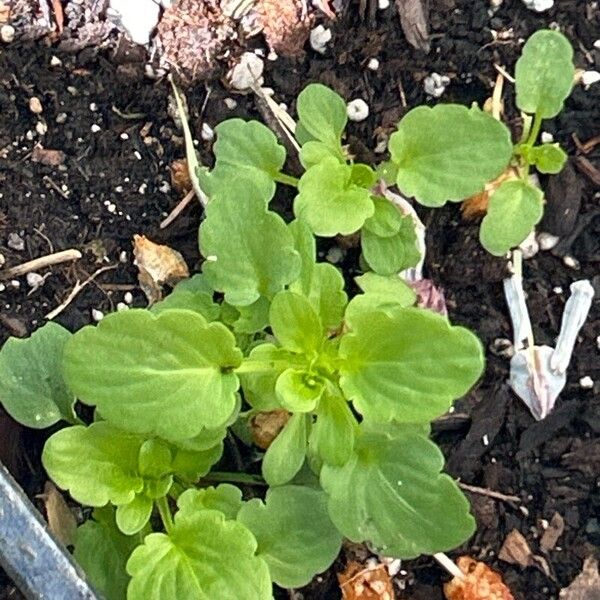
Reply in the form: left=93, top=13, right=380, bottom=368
left=200, top=471, right=267, bottom=486
left=156, top=496, right=174, bottom=534
left=525, top=111, right=543, bottom=147
left=273, top=172, right=300, bottom=187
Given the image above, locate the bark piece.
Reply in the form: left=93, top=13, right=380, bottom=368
left=395, top=0, right=430, bottom=52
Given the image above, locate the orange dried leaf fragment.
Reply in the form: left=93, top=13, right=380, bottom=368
left=444, top=556, right=515, bottom=600
left=338, top=561, right=395, bottom=600
left=461, top=166, right=520, bottom=220
left=170, top=158, right=193, bottom=195
left=250, top=409, right=291, bottom=449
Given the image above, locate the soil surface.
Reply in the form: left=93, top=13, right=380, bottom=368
left=1, top=1, right=600, bottom=599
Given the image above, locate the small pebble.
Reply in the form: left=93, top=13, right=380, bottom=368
left=35, top=121, right=48, bottom=136
left=124, top=291, right=133, bottom=305
left=367, top=58, right=380, bottom=71
left=378, top=0, right=390, bottom=8
left=7, top=232, right=25, bottom=251
left=228, top=52, right=264, bottom=90
left=107, top=203, right=117, bottom=213
left=116, top=302, right=129, bottom=312
left=537, top=231, right=560, bottom=251
left=309, top=25, right=332, bottom=54
left=579, top=376, right=594, bottom=389
left=553, top=286, right=563, bottom=294
left=267, top=50, right=278, bottom=61
left=0, top=283, right=5, bottom=292
left=519, top=230, right=539, bottom=259
left=50, top=55, right=62, bottom=67
left=521, top=0, right=554, bottom=11
left=91, top=308, right=104, bottom=322
left=1, top=24, right=16, bottom=43
left=594, top=40, right=600, bottom=50
left=26, top=272, right=44, bottom=288
left=29, top=97, right=43, bottom=115
left=91, top=124, right=101, bottom=133
left=490, top=337, right=514, bottom=359
left=346, top=99, right=369, bottom=122
left=201, top=123, right=214, bottom=141
left=89, top=102, right=98, bottom=112
left=423, top=73, right=450, bottom=98
left=563, top=255, right=580, bottom=270
left=158, top=181, right=171, bottom=194
left=596, top=335, right=600, bottom=351
left=540, top=131, right=554, bottom=144
left=10, top=280, right=20, bottom=289
left=581, top=70, right=600, bottom=87
left=326, top=246, right=344, bottom=264
left=56, top=112, right=68, bottom=124
left=482, top=434, right=489, bottom=446
left=0, top=253, right=5, bottom=268
left=224, top=97, right=238, bottom=110
left=120, top=132, right=129, bottom=140
left=119, top=251, right=128, bottom=263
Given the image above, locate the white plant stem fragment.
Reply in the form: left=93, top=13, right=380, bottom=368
left=434, top=553, right=464, bottom=580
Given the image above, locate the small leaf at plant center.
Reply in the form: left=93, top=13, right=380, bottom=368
left=275, top=368, right=325, bottom=412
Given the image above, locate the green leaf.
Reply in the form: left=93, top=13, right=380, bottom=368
left=269, top=291, right=323, bottom=354
left=515, top=29, right=575, bottom=119
left=350, top=164, right=377, bottom=189
left=151, top=275, right=220, bottom=321
left=528, top=143, right=568, bottom=174
left=389, top=105, right=513, bottom=207
left=209, top=118, right=286, bottom=200
left=138, top=439, right=172, bottom=479
left=170, top=443, right=224, bottom=482
left=361, top=215, right=421, bottom=275
left=309, top=394, right=358, bottom=466
left=275, top=369, right=325, bottom=412
left=296, top=83, right=347, bottom=152
left=289, top=220, right=347, bottom=330
left=42, top=423, right=144, bottom=507
left=74, top=507, right=139, bottom=600
left=238, top=486, right=342, bottom=588
left=177, top=485, right=244, bottom=520
left=321, top=428, right=475, bottom=558
left=0, top=322, right=76, bottom=428
left=230, top=297, right=271, bottom=334
left=63, top=309, right=242, bottom=441
left=116, top=494, right=153, bottom=535
left=126, top=510, right=271, bottom=600
left=299, top=141, right=343, bottom=170
left=240, top=344, right=299, bottom=411
left=200, top=181, right=301, bottom=306
left=262, top=413, right=308, bottom=486
left=294, top=158, right=375, bottom=237
left=339, top=308, right=484, bottom=423
left=479, top=179, right=544, bottom=256
left=363, top=197, right=404, bottom=237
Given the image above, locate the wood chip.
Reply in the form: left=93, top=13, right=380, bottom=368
left=37, top=481, right=77, bottom=547
left=444, top=556, right=515, bottom=600
left=498, top=529, right=550, bottom=577
left=338, top=561, right=395, bottom=600
left=395, top=0, right=430, bottom=52
left=559, top=558, right=600, bottom=600
left=540, top=512, right=565, bottom=552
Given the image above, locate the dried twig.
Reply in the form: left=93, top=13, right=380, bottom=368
left=0, top=249, right=82, bottom=280
left=160, top=189, right=195, bottom=229
left=494, top=64, right=515, bottom=84
left=45, top=265, right=117, bottom=320
left=459, top=482, right=521, bottom=504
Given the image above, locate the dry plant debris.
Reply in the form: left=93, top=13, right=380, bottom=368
left=559, top=558, right=600, bottom=600
left=539, top=512, right=565, bottom=552
left=132, top=234, right=189, bottom=304
left=250, top=409, right=291, bottom=449
left=169, top=158, right=193, bottom=195
left=498, top=529, right=550, bottom=576
left=37, top=481, right=77, bottom=547
left=257, top=0, right=312, bottom=56
left=338, top=560, right=395, bottom=600
left=461, top=166, right=520, bottom=220
left=444, top=556, right=515, bottom=600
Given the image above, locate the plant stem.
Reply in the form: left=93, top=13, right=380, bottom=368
left=433, top=553, right=464, bottom=580
left=201, top=471, right=267, bottom=486
left=273, top=172, right=300, bottom=187
left=156, top=496, right=174, bottom=534
left=525, top=111, right=543, bottom=147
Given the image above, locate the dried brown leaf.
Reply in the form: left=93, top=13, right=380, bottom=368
left=38, top=481, right=77, bottom=547
left=133, top=234, right=189, bottom=305
left=540, top=512, right=565, bottom=552
left=498, top=529, right=550, bottom=577
left=338, top=561, right=395, bottom=600
left=250, top=409, right=291, bottom=449
left=395, top=0, right=430, bottom=52
left=461, top=166, right=520, bottom=220
left=444, top=556, right=515, bottom=600
left=257, top=0, right=311, bottom=57
left=559, top=558, right=600, bottom=600
left=170, top=158, right=193, bottom=195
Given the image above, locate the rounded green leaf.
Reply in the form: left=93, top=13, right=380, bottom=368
left=528, top=143, right=567, bottom=174
left=151, top=274, right=220, bottom=321
left=515, top=29, right=575, bottom=119
left=294, top=158, right=375, bottom=237
left=339, top=309, right=484, bottom=423
left=42, top=423, right=144, bottom=507
left=0, top=322, right=75, bottom=428
left=321, top=429, right=475, bottom=558
left=238, top=486, right=343, bottom=588
left=262, top=413, right=308, bottom=486
left=200, top=181, right=301, bottom=306
left=269, top=291, right=323, bottom=354
left=479, top=179, right=544, bottom=256
left=63, top=309, right=243, bottom=441
left=169, top=443, right=224, bottom=482
left=363, top=197, right=404, bottom=237
left=116, top=494, right=153, bottom=535
left=177, top=485, right=244, bottom=520
left=126, top=510, right=271, bottom=600
left=275, top=369, right=325, bottom=412
left=296, top=83, right=347, bottom=150
left=361, top=214, right=421, bottom=275
left=210, top=118, right=286, bottom=200
left=389, top=105, right=513, bottom=206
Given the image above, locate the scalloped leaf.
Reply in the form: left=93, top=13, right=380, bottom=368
left=479, top=179, right=544, bottom=256
left=515, top=29, right=575, bottom=119
left=238, top=486, right=342, bottom=588
left=528, top=143, right=567, bottom=174
left=177, top=485, right=244, bottom=520
left=339, top=308, right=484, bottom=423
left=151, top=274, right=220, bottom=321
left=63, top=309, right=242, bottom=441
left=200, top=181, right=301, bottom=306
left=389, top=105, right=513, bottom=207
left=294, top=158, right=375, bottom=237
left=0, top=322, right=76, bottom=428
left=126, top=509, right=271, bottom=600
left=207, top=119, right=286, bottom=200
left=321, top=428, right=475, bottom=558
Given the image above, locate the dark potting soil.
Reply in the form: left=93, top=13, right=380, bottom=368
left=1, top=1, right=599, bottom=598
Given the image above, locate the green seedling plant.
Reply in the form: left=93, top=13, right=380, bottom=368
left=0, top=28, right=573, bottom=600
